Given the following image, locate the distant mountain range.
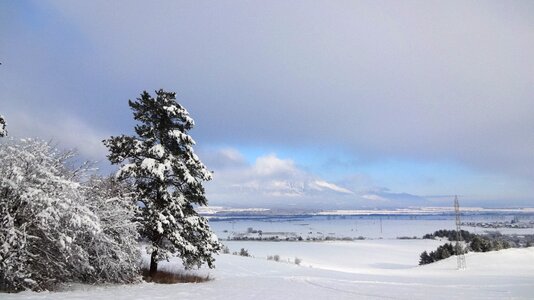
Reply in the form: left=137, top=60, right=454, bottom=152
left=197, top=206, right=534, bottom=217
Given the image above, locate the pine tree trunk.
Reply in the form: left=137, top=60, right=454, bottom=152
left=149, top=250, right=158, bottom=277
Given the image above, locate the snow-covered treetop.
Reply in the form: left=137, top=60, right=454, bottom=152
left=0, top=115, right=7, bottom=137
left=130, top=90, right=195, bottom=134
left=104, top=90, right=212, bottom=198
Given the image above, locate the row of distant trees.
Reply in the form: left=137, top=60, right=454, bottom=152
left=419, top=229, right=511, bottom=265
left=0, top=90, right=220, bottom=292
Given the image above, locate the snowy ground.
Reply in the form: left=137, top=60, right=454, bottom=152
left=5, top=240, right=534, bottom=300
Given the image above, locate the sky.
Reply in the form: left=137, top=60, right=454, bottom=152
left=1, top=0, right=534, bottom=209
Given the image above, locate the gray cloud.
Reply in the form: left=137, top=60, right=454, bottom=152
left=3, top=110, right=109, bottom=161
left=30, top=0, right=532, bottom=177
left=198, top=147, right=248, bottom=171
left=1, top=1, right=534, bottom=207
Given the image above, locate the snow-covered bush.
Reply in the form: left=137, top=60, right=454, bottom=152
left=238, top=248, right=250, bottom=257
left=0, top=139, right=141, bottom=292
left=0, top=139, right=100, bottom=291
left=83, top=176, right=141, bottom=283
left=267, top=254, right=281, bottom=262
left=104, top=90, right=220, bottom=276
left=0, top=115, right=6, bottom=137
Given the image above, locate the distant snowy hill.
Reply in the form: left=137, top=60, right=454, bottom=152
left=197, top=205, right=534, bottom=216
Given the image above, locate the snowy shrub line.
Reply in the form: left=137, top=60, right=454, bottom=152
left=267, top=255, right=280, bottom=262
left=221, top=246, right=253, bottom=258
left=222, top=246, right=302, bottom=266
left=0, top=138, right=140, bottom=292
left=221, top=245, right=230, bottom=254
left=267, top=254, right=302, bottom=265
left=231, top=248, right=250, bottom=257
left=419, top=229, right=512, bottom=265
left=422, top=229, right=475, bottom=242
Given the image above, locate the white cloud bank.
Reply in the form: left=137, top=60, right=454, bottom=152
left=202, top=150, right=353, bottom=208
left=202, top=149, right=431, bottom=209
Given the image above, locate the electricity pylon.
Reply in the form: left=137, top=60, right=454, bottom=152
left=454, top=195, right=467, bottom=270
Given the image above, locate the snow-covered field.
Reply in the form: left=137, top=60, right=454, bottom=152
left=223, top=239, right=445, bottom=273
left=5, top=240, right=534, bottom=300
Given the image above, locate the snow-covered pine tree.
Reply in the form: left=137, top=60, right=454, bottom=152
left=103, top=89, right=220, bottom=276
left=0, top=115, right=7, bottom=137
